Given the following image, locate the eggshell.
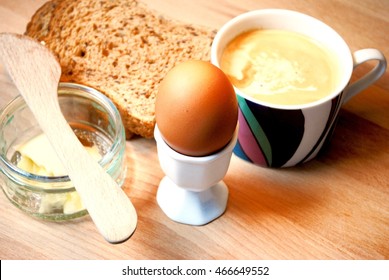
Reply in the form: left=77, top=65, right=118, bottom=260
left=156, top=60, right=238, bottom=156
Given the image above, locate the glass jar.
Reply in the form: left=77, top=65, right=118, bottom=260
left=0, top=83, right=127, bottom=221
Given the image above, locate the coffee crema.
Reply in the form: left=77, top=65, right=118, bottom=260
left=220, top=29, right=340, bottom=106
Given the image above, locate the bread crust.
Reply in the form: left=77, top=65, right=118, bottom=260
left=25, top=0, right=215, bottom=138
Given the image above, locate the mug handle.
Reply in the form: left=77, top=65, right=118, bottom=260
left=343, top=48, right=387, bottom=103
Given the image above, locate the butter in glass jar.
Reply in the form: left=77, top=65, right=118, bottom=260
left=0, top=83, right=127, bottom=221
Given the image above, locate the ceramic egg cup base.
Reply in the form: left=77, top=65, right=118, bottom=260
left=157, top=176, right=228, bottom=226
left=154, top=125, right=238, bottom=226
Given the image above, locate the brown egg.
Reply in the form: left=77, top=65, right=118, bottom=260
left=156, top=60, right=238, bottom=156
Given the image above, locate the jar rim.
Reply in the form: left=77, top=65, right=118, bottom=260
left=0, top=82, right=125, bottom=192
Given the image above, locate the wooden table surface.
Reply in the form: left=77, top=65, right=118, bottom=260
left=0, top=0, right=388, bottom=260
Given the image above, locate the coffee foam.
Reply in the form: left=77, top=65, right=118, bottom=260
left=221, top=29, right=339, bottom=105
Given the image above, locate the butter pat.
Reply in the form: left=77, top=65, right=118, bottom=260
left=16, top=134, right=102, bottom=214
left=63, top=192, right=84, bottom=214
left=17, top=134, right=101, bottom=176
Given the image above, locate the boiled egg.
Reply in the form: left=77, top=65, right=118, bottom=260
left=156, top=60, right=238, bottom=156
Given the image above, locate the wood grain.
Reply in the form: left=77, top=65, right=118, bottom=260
left=0, top=0, right=388, bottom=259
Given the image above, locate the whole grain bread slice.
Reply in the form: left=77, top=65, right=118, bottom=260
left=25, top=0, right=215, bottom=138
left=25, top=0, right=59, bottom=41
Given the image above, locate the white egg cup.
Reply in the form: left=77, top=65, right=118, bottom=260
left=154, top=125, right=238, bottom=226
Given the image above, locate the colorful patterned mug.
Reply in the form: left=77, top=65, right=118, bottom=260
left=211, top=9, right=386, bottom=167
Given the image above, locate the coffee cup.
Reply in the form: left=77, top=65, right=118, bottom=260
left=211, top=9, right=386, bottom=168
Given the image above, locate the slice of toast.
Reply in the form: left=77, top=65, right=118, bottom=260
left=25, top=0, right=215, bottom=138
